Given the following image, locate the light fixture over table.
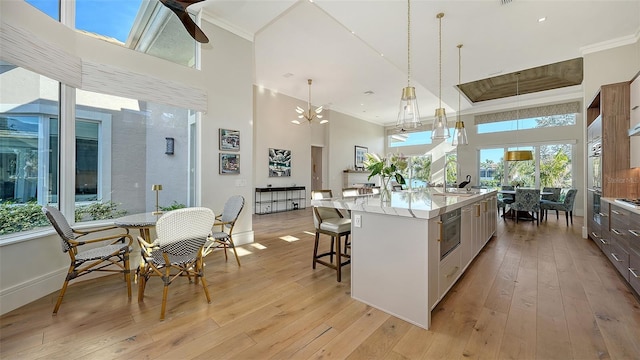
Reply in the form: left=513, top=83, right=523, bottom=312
left=505, top=72, right=534, bottom=161
left=432, top=13, right=450, bottom=140
left=452, top=44, right=468, bottom=146
left=395, top=0, right=421, bottom=133
left=292, top=79, right=327, bottom=125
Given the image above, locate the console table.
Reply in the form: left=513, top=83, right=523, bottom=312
left=255, top=186, right=306, bottom=214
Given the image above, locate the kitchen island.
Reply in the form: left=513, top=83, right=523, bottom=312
left=312, top=188, right=498, bottom=329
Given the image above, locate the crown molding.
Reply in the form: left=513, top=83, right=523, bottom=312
left=200, top=9, right=254, bottom=42
left=580, top=29, right=640, bottom=55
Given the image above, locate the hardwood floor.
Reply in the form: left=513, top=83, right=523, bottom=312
left=2, top=208, right=640, bottom=359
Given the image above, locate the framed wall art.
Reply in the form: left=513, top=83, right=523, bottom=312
left=219, top=128, right=240, bottom=151
left=354, top=145, right=368, bottom=170
left=268, top=148, right=291, bottom=177
left=219, top=153, right=240, bottom=174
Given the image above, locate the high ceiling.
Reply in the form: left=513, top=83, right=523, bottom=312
left=191, top=0, right=640, bottom=125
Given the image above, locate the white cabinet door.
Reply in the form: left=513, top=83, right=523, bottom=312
left=460, top=205, right=473, bottom=267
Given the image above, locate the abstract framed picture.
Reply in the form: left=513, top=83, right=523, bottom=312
left=354, top=145, right=368, bottom=169
left=219, top=128, right=240, bottom=151
left=268, top=148, right=291, bottom=177
left=219, top=153, right=240, bottom=174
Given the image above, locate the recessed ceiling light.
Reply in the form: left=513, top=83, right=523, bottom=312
left=282, top=73, right=294, bottom=78
left=364, top=90, right=374, bottom=95
left=380, top=53, right=384, bottom=57
left=538, top=17, right=546, bottom=22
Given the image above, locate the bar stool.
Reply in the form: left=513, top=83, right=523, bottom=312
left=312, top=206, right=351, bottom=282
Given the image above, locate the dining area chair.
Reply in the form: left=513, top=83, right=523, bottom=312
left=497, top=185, right=515, bottom=217
left=540, top=189, right=578, bottom=226
left=541, top=187, right=561, bottom=202
left=203, top=195, right=245, bottom=266
left=42, top=206, right=133, bottom=315
left=136, top=207, right=214, bottom=320
left=510, top=188, right=541, bottom=225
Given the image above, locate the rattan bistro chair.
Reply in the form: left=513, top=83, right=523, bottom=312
left=203, top=195, right=244, bottom=266
left=136, top=207, right=214, bottom=320
left=42, top=206, right=133, bottom=315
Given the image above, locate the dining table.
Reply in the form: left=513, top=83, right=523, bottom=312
left=113, top=212, right=163, bottom=243
left=498, top=189, right=554, bottom=220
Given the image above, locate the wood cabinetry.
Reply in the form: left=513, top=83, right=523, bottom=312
left=586, top=82, right=631, bottom=198
left=600, top=201, right=640, bottom=297
left=630, top=74, right=640, bottom=168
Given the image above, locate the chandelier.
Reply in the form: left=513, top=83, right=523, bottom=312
left=395, top=0, right=421, bottom=132
left=431, top=12, right=450, bottom=140
left=292, top=79, right=327, bottom=125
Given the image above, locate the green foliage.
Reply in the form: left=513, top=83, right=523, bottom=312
left=75, top=201, right=127, bottom=222
left=0, top=201, right=49, bottom=235
left=363, top=153, right=406, bottom=185
left=410, top=155, right=432, bottom=186
left=161, top=201, right=186, bottom=211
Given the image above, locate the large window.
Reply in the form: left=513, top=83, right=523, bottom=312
left=477, top=113, right=576, bottom=134
left=26, top=0, right=198, bottom=67
left=389, top=130, right=433, bottom=148
left=478, top=143, right=573, bottom=189
left=0, top=62, right=197, bottom=235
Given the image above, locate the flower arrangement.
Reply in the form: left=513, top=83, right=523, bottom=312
left=363, top=153, right=407, bottom=193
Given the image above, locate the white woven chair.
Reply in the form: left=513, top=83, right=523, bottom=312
left=203, top=195, right=245, bottom=266
left=42, top=206, right=133, bottom=315
left=136, top=207, right=215, bottom=320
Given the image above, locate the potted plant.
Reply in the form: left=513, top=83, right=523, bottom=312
left=363, top=153, right=407, bottom=202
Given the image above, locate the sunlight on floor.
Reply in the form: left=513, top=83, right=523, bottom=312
left=303, top=231, right=315, bottom=236
left=250, top=242, right=267, bottom=250
left=234, top=247, right=252, bottom=257
left=280, top=235, right=300, bottom=242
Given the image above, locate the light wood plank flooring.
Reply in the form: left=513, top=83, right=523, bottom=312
left=2, top=208, right=640, bottom=359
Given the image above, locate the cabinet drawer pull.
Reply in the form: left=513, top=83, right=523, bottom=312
left=437, top=221, right=443, bottom=242
left=611, top=210, right=622, bottom=215
left=611, top=228, right=622, bottom=235
left=611, top=253, right=622, bottom=262
left=446, top=266, right=460, bottom=278
left=630, top=268, right=639, bottom=279
left=599, top=238, right=608, bottom=245
left=591, top=232, right=599, bottom=238
left=475, top=204, right=480, bottom=217
left=629, top=230, right=640, bottom=237
left=482, top=201, right=488, bottom=212
left=598, top=212, right=608, bottom=217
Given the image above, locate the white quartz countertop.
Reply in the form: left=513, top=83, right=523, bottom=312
left=311, top=188, right=498, bottom=219
left=602, top=197, right=640, bottom=215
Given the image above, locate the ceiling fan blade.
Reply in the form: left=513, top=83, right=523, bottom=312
left=159, top=0, right=210, bottom=43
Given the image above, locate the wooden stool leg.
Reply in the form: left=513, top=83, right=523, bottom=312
left=312, top=232, right=320, bottom=269
left=336, top=235, right=342, bottom=282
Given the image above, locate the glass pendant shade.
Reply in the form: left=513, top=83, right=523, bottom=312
left=451, top=121, right=468, bottom=146
left=396, top=86, right=421, bottom=130
left=431, top=108, right=450, bottom=139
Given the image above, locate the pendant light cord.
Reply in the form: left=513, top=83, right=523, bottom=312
left=438, top=13, right=442, bottom=108
left=407, top=0, right=411, bottom=87
left=457, top=44, right=462, bottom=122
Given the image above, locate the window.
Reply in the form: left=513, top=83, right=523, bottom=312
left=396, top=154, right=432, bottom=188
left=25, top=0, right=197, bottom=67
left=445, top=152, right=457, bottom=187
left=477, top=114, right=576, bottom=134
left=389, top=130, right=432, bottom=148
left=478, top=144, right=573, bottom=190
left=0, top=65, right=59, bottom=235
left=0, top=62, right=198, bottom=235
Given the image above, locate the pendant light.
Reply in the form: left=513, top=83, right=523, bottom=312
left=452, top=44, right=468, bottom=146
left=505, top=73, right=533, bottom=161
left=395, top=0, right=421, bottom=132
left=292, top=79, right=327, bottom=125
left=432, top=13, right=450, bottom=140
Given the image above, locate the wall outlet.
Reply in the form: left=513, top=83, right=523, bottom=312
left=354, top=214, right=361, bottom=228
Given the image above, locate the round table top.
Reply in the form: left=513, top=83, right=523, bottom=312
left=113, top=212, right=163, bottom=228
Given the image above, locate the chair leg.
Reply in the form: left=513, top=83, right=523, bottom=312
left=336, top=235, right=342, bottom=282
left=124, top=252, right=132, bottom=299
left=329, top=237, right=335, bottom=264
left=312, top=232, right=320, bottom=269
left=53, top=266, right=75, bottom=314
left=565, top=211, right=569, bottom=226
left=160, top=268, right=171, bottom=321
left=196, top=257, right=212, bottom=303
left=570, top=211, right=573, bottom=225
left=228, top=237, right=241, bottom=267
left=555, top=210, right=559, bottom=220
